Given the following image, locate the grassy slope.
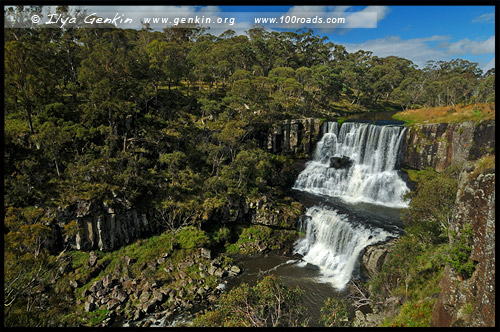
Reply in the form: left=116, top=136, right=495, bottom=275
left=392, top=103, right=495, bottom=125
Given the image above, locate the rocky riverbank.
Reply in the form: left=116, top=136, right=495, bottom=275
left=71, top=248, right=243, bottom=327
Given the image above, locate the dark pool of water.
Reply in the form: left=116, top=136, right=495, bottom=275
left=226, top=252, right=348, bottom=326
left=291, top=190, right=405, bottom=235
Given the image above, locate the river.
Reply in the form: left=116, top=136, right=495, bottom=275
left=224, top=120, right=409, bottom=326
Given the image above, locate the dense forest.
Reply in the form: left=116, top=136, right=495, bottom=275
left=3, top=6, right=496, bottom=327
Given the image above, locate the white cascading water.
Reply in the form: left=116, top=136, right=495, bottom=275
left=295, top=206, right=393, bottom=289
left=293, top=121, right=409, bottom=289
left=294, top=121, right=409, bottom=207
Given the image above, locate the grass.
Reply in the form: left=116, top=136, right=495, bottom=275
left=380, top=298, right=437, bottom=327
left=224, top=224, right=300, bottom=255
left=393, top=103, right=495, bottom=125
left=372, top=237, right=448, bottom=327
left=471, top=154, right=495, bottom=178
left=83, top=308, right=110, bottom=327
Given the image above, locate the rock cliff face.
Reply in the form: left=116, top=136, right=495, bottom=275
left=266, top=118, right=323, bottom=156
left=361, top=239, right=397, bottom=279
left=53, top=193, right=303, bottom=253
left=431, top=165, right=495, bottom=327
left=53, top=199, right=156, bottom=252
left=401, top=120, right=495, bottom=172
left=211, top=194, right=304, bottom=229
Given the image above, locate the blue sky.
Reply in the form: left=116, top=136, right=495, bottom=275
left=28, top=5, right=496, bottom=72
left=218, top=5, right=496, bottom=72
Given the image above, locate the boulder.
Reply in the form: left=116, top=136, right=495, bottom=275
left=230, top=265, right=241, bottom=274
left=197, top=287, right=207, bottom=296
left=89, top=251, right=98, bottom=267
left=107, top=299, right=119, bottom=310
left=139, top=290, right=150, bottom=304
left=153, top=289, right=164, bottom=303
left=304, top=263, right=319, bottom=271
left=81, top=288, right=90, bottom=298
left=84, top=302, right=96, bottom=312
left=142, top=300, right=157, bottom=313
left=124, top=255, right=136, bottom=266
left=362, top=240, right=397, bottom=278
left=112, top=289, right=128, bottom=303
left=133, top=310, right=144, bottom=321
left=102, top=274, right=114, bottom=289
left=208, top=295, right=218, bottom=303
left=89, top=280, right=103, bottom=294
left=329, top=156, right=353, bottom=169
left=214, top=268, right=226, bottom=278
left=207, top=266, right=217, bottom=276
left=200, top=248, right=212, bottom=259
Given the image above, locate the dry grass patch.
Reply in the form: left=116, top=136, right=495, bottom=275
left=393, top=103, right=495, bottom=125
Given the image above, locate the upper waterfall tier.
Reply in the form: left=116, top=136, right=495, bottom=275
left=293, top=121, right=409, bottom=208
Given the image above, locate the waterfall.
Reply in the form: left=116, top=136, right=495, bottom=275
left=294, top=122, right=409, bottom=208
left=293, top=121, right=409, bottom=289
left=294, top=206, right=393, bottom=289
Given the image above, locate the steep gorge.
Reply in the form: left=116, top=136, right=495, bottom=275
left=431, top=164, right=495, bottom=327
left=46, top=117, right=494, bottom=327
left=400, top=120, right=495, bottom=172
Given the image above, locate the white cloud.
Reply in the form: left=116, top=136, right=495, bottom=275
left=341, top=35, right=450, bottom=68
left=276, top=5, right=389, bottom=30
left=443, top=35, right=495, bottom=55
left=482, top=57, right=495, bottom=71
left=343, top=6, right=390, bottom=28
left=471, top=12, right=494, bottom=24
left=341, top=34, right=495, bottom=69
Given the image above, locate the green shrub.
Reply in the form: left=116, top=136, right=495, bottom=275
left=337, top=117, right=346, bottom=127
left=175, top=226, right=210, bottom=249
left=402, top=167, right=458, bottom=244
left=211, top=226, right=232, bottom=246
left=447, top=223, right=476, bottom=279
left=381, top=298, right=436, bottom=327
left=319, top=297, right=350, bottom=327
left=191, top=275, right=307, bottom=327
left=83, top=309, right=109, bottom=326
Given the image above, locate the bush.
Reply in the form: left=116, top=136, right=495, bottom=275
left=211, top=226, right=232, bottom=246
left=447, top=223, right=476, bottom=279
left=371, top=236, right=425, bottom=299
left=191, top=275, right=308, bottom=327
left=402, top=167, right=458, bottom=245
left=175, top=226, right=210, bottom=249
left=319, top=297, right=350, bottom=327
left=381, top=299, right=436, bottom=327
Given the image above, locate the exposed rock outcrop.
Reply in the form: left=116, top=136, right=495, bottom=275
left=401, top=120, right=495, bottom=172
left=266, top=118, right=323, bottom=156
left=330, top=155, right=353, bottom=169
left=53, top=199, right=156, bottom=252
left=431, top=165, right=495, bottom=327
left=361, top=239, right=397, bottom=279
left=78, top=248, right=242, bottom=327
left=211, top=194, right=304, bottom=229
